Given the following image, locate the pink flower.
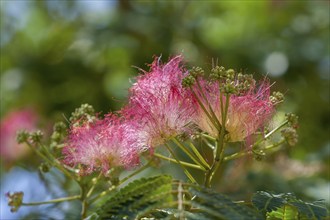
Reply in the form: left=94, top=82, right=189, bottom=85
left=0, top=109, right=38, bottom=163
left=194, top=79, right=274, bottom=142
left=62, top=115, right=141, bottom=175
left=124, top=55, right=196, bottom=148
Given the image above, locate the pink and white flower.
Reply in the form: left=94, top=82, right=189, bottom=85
left=62, top=115, right=141, bottom=175
left=124, top=55, right=196, bottom=148
left=194, top=79, right=274, bottom=142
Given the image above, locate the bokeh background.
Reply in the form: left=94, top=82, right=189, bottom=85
left=1, top=0, right=329, bottom=219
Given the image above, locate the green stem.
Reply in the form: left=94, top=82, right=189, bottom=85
left=252, top=120, right=289, bottom=148
left=52, top=143, right=65, bottom=149
left=89, top=186, right=116, bottom=204
left=25, top=142, right=52, bottom=165
left=201, top=133, right=216, bottom=142
left=22, top=195, right=80, bottom=206
left=233, top=200, right=251, bottom=205
left=154, top=153, right=205, bottom=171
left=188, top=142, right=210, bottom=170
left=204, top=94, right=230, bottom=187
left=264, top=139, right=286, bottom=150
left=201, top=136, right=215, bottom=150
left=220, top=93, right=225, bottom=123
left=265, top=120, right=289, bottom=139
left=172, top=137, right=206, bottom=170
left=224, top=139, right=286, bottom=161
left=204, top=137, right=226, bottom=187
left=164, top=143, right=197, bottom=184
left=78, top=183, right=88, bottom=219
left=26, top=142, right=75, bottom=179
left=86, top=173, right=103, bottom=199
left=191, top=89, right=220, bottom=131
left=81, top=199, right=88, bottom=219
left=196, top=80, right=222, bottom=130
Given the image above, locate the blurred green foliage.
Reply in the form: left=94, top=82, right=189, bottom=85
left=1, top=0, right=329, bottom=213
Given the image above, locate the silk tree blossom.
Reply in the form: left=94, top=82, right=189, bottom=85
left=62, top=115, right=141, bottom=175
left=0, top=109, right=38, bottom=164
left=194, top=79, right=274, bottom=142
left=124, top=56, right=196, bottom=149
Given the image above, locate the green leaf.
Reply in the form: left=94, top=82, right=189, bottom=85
left=252, top=191, right=287, bottom=212
left=96, top=175, right=173, bottom=219
left=188, top=187, right=263, bottom=220
left=252, top=191, right=329, bottom=220
left=266, top=205, right=298, bottom=220
left=290, top=200, right=328, bottom=220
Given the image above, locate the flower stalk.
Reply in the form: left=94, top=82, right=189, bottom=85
left=172, top=137, right=208, bottom=170
left=204, top=94, right=230, bottom=187
left=224, top=139, right=286, bottom=161
left=154, top=153, right=206, bottom=170
left=165, top=143, right=197, bottom=184
left=21, top=195, right=81, bottom=206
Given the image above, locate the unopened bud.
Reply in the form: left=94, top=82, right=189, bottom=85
left=285, top=113, right=299, bottom=129
left=70, top=104, right=96, bottom=125
left=6, top=191, right=24, bottom=213
left=16, top=131, right=29, bottom=144
left=39, top=162, right=51, bottom=173
left=253, top=150, right=266, bottom=161
left=270, top=91, right=284, bottom=105
left=281, top=127, right=298, bottom=146
left=189, top=66, right=204, bottom=78
left=30, top=130, right=43, bottom=144
left=53, top=122, right=66, bottom=133
left=182, top=75, right=196, bottom=87
left=226, top=69, right=235, bottom=79
left=222, top=82, right=236, bottom=94
left=210, top=66, right=226, bottom=80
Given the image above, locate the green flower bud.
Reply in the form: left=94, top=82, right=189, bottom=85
left=281, top=127, right=298, bottom=146
left=39, top=162, right=51, bottom=173
left=285, top=113, right=299, bottom=129
left=51, top=122, right=67, bottom=145
left=70, top=104, right=95, bottom=124
left=253, top=150, right=266, bottom=161
left=222, top=82, right=236, bottom=94
left=210, top=66, right=226, bottom=80
left=226, top=69, right=235, bottom=79
left=53, top=122, right=66, bottom=133
left=189, top=66, right=204, bottom=78
left=182, top=75, right=196, bottom=87
left=16, top=130, right=29, bottom=144
left=6, top=191, right=24, bottom=213
left=30, top=130, right=43, bottom=144
left=270, top=91, right=284, bottom=104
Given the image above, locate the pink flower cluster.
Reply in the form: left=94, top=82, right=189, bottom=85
left=0, top=109, right=38, bottom=164
left=62, top=55, right=275, bottom=175
left=194, top=79, right=274, bottom=142
left=124, top=56, right=196, bottom=147
left=63, top=115, right=141, bottom=175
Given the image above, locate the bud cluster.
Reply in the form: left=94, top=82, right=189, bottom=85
left=16, top=130, right=43, bottom=145
left=281, top=127, right=298, bottom=146
left=190, top=66, right=205, bottom=78
left=6, top=191, right=24, bottom=213
left=70, top=104, right=96, bottom=126
left=270, top=91, right=284, bottom=105
left=286, top=113, right=299, bottom=129
left=50, top=122, right=67, bottom=148
left=182, top=75, right=196, bottom=88
left=187, top=65, right=258, bottom=95
left=281, top=113, right=299, bottom=146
